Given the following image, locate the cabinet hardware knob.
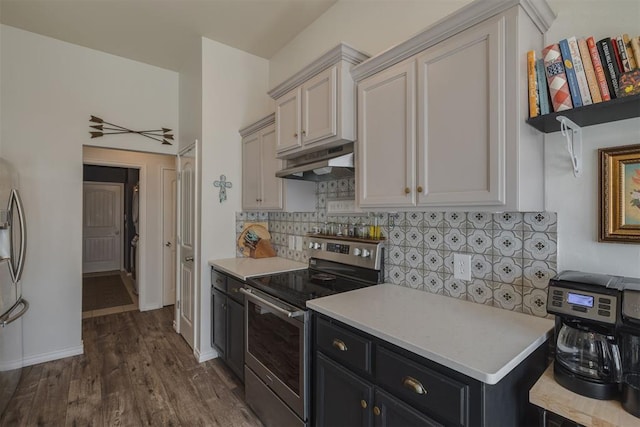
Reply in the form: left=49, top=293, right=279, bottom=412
left=332, top=338, right=348, bottom=351
left=185, top=256, right=194, bottom=262
left=360, top=399, right=367, bottom=409
left=294, top=133, right=298, bottom=138
left=402, top=376, right=427, bottom=395
left=373, top=406, right=381, bottom=416
left=417, top=186, right=423, bottom=193
left=404, top=187, right=410, bottom=194
left=302, top=130, right=306, bottom=136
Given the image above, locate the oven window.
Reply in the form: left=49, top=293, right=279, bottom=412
left=247, top=300, right=300, bottom=395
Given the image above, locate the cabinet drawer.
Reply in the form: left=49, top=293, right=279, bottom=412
left=211, top=269, right=227, bottom=292
left=316, top=318, right=372, bottom=374
left=227, top=277, right=245, bottom=304
left=376, top=346, right=469, bottom=426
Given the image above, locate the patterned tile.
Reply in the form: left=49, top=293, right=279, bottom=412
left=467, top=229, right=493, bottom=254
left=271, top=222, right=281, bottom=233
left=444, top=228, right=466, bottom=251
left=247, top=212, right=258, bottom=221
left=524, top=212, right=557, bottom=232
left=406, top=212, right=423, bottom=227
left=405, top=268, right=424, bottom=290
left=470, top=254, right=492, bottom=280
left=293, top=250, right=302, bottom=261
left=268, top=212, right=277, bottom=221
left=236, top=212, right=246, bottom=220
left=523, top=286, right=549, bottom=318
left=523, top=260, right=557, bottom=289
left=468, top=212, right=493, bottom=229
left=424, top=212, right=444, bottom=228
left=444, top=212, right=466, bottom=229
left=405, top=227, right=422, bottom=248
left=317, top=194, right=326, bottom=209
left=318, top=182, right=328, bottom=194
left=301, top=252, right=309, bottom=263
left=423, top=228, right=444, bottom=250
left=444, top=275, right=467, bottom=300
left=235, top=221, right=244, bottom=233
left=493, top=283, right=523, bottom=312
left=493, top=256, right=523, bottom=285
left=493, top=212, right=523, bottom=230
left=423, top=271, right=444, bottom=294
left=318, top=210, right=327, bottom=223
left=348, top=178, right=356, bottom=192
left=405, top=247, right=423, bottom=269
left=467, top=279, right=493, bottom=305
left=389, top=228, right=407, bottom=246
left=258, top=212, right=269, bottom=221
left=443, top=251, right=455, bottom=275
left=493, top=230, right=523, bottom=257
left=388, top=246, right=406, bottom=267
left=523, top=232, right=557, bottom=261
left=423, top=249, right=444, bottom=272
left=387, top=266, right=405, bottom=285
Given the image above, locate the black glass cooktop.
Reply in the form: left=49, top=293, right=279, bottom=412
left=246, top=268, right=371, bottom=310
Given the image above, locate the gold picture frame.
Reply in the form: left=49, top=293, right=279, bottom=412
left=599, top=144, right=640, bottom=243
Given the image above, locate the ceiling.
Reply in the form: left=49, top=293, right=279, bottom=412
left=0, top=0, right=338, bottom=72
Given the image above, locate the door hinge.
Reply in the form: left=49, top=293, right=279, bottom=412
left=177, top=171, right=182, bottom=181
left=176, top=300, right=180, bottom=309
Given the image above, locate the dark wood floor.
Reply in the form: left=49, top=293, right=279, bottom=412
left=1, top=307, right=263, bottom=426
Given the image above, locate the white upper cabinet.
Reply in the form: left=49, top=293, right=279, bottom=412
left=353, top=0, right=556, bottom=211
left=240, top=114, right=315, bottom=212
left=269, top=44, right=369, bottom=159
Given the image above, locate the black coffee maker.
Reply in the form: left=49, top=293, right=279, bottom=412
left=620, top=281, right=640, bottom=417
left=547, top=271, right=623, bottom=400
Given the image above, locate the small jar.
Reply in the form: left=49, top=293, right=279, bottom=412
left=359, top=223, right=369, bottom=239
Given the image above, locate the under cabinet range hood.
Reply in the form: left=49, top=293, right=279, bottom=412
left=276, top=143, right=354, bottom=181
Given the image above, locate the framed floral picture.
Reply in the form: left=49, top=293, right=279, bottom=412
left=599, top=144, right=640, bottom=243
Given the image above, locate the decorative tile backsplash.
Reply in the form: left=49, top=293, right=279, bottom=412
left=235, top=178, right=557, bottom=318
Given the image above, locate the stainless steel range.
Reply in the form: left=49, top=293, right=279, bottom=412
left=242, top=236, right=385, bottom=427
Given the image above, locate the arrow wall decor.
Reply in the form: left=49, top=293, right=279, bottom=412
left=89, top=115, right=173, bottom=145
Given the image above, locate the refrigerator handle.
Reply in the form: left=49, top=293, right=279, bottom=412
left=0, top=298, right=28, bottom=327
left=9, top=189, right=27, bottom=284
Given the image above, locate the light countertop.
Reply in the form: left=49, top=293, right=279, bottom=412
left=208, top=257, right=307, bottom=281
left=306, top=284, right=554, bottom=384
left=530, top=364, right=639, bottom=427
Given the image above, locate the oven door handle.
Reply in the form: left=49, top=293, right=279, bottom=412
left=240, top=288, right=305, bottom=318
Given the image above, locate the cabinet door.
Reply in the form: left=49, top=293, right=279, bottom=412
left=315, top=352, right=374, bottom=427
left=276, top=87, right=302, bottom=154
left=226, top=298, right=244, bottom=382
left=416, top=15, right=506, bottom=207
left=358, top=58, right=416, bottom=208
left=212, top=288, right=226, bottom=358
left=259, top=125, right=284, bottom=210
left=302, top=65, right=337, bottom=147
left=373, top=389, right=443, bottom=427
left=242, top=132, right=262, bottom=210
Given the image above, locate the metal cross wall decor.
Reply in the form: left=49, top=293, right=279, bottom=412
left=89, top=115, right=173, bottom=145
left=214, top=175, right=232, bottom=203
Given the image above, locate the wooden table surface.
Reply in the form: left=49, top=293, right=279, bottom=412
left=530, top=364, right=640, bottom=427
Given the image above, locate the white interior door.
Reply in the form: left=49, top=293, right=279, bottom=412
left=177, top=145, right=197, bottom=349
left=162, top=168, right=176, bottom=306
left=83, top=183, right=123, bottom=273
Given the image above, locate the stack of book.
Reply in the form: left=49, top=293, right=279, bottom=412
left=528, top=34, right=640, bottom=118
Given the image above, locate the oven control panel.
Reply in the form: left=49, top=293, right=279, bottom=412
left=546, top=285, right=617, bottom=324
left=307, top=237, right=383, bottom=270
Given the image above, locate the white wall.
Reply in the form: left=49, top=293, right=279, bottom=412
left=270, top=0, right=640, bottom=280
left=82, top=147, right=176, bottom=310
left=197, top=38, right=271, bottom=359
left=1, top=25, right=179, bottom=364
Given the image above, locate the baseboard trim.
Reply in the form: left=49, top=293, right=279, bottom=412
left=195, top=347, right=218, bottom=363
left=21, top=343, right=85, bottom=367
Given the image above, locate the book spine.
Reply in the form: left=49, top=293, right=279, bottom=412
left=623, top=34, right=637, bottom=70
left=559, top=39, right=583, bottom=107
left=616, top=36, right=632, bottom=72
left=631, top=36, right=640, bottom=70
left=536, top=58, right=551, bottom=114
left=527, top=50, right=539, bottom=118
left=542, top=43, right=573, bottom=112
left=611, top=36, right=625, bottom=72
left=597, top=37, right=620, bottom=98
left=567, top=37, right=593, bottom=105
left=578, top=38, right=602, bottom=103
left=587, top=36, right=611, bottom=101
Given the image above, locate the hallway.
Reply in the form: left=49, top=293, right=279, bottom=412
left=1, top=307, right=262, bottom=426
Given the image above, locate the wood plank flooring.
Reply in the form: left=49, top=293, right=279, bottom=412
left=1, top=307, right=263, bottom=427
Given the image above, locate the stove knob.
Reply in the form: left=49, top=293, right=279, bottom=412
left=353, top=248, right=361, bottom=256
left=308, top=242, right=315, bottom=249
left=313, top=242, right=322, bottom=250
left=361, top=249, right=371, bottom=258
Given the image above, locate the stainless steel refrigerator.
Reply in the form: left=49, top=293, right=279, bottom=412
left=0, top=157, right=27, bottom=416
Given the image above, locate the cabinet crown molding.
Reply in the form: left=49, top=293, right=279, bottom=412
left=268, top=43, right=369, bottom=99
left=238, top=113, right=275, bottom=138
left=351, top=0, right=555, bottom=82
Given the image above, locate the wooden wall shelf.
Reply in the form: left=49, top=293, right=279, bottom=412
left=526, top=94, right=640, bottom=133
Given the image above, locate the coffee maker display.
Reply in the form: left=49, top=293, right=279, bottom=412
left=547, top=271, right=623, bottom=400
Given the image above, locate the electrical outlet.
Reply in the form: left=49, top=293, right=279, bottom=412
left=295, top=236, right=303, bottom=251
left=288, top=236, right=295, bottom=250
left=453, top=253, right=472, bottom=281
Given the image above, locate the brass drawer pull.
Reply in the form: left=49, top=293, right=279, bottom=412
left=373, top=406, right=381, bottom=416
left=360, top=399, right=367, bottom=409
left=417, top=186, right=423, bottom=193
left=404, top=187, right=410, bottom=194
left=332, top=338, right=348, bottom=351
left=402, top=376, right=427, bottom=395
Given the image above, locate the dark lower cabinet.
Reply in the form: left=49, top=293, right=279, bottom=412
left=374, top=389, right=442, bottom=427
left=211, top=268, right=245, bottom=382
